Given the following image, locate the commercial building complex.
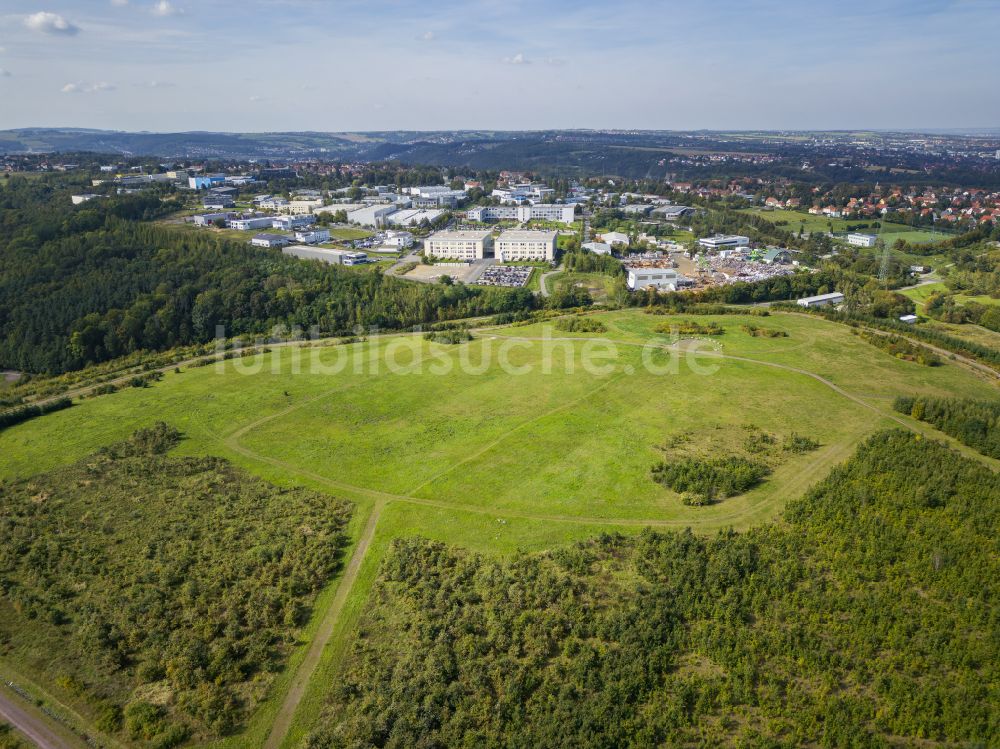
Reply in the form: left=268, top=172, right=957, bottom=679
left=424, top=230, right=494, bottom=260
left=495, top=230, right=558, bottom=262
left=466, top=204, right=576, bottom=225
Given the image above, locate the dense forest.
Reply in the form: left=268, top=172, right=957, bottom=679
left=307, top=431, right=998, bottom=748
left=0, top=178, right=536, bottom=374
left=894, top=396, right=1000, bottom=458
left=0, top=424, right=353, bottom=746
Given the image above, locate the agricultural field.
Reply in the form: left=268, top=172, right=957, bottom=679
left=0, top=310, right=996, bottom=748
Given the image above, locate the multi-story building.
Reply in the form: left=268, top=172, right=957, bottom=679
left=294, top=228, right=331, bottom=244
left=495, top=230, right=557, bottom=262
left=846, top=233, right=878, bottom=247
left=466, top=204, right=575, bottom=225
left=424, top=230, right=494, bottom=260
left=272, top=214, right=315, bottom=230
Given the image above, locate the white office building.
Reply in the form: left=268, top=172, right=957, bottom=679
left=283, top=199, right=325, bottom=215
left=495, top=230, right=557, bottom=262
left=698, top=234, right=750, bottom=250
left=626, top=267, right=683, bottom=291
left=294, top=228, right=331, bottom=244
left=466, top=204, right=575, bottom=225
left=272, top=214, right=315, bottom=230
left=229, top=216, right=277, bottom=230
left=381, top=231, right=415, bottom=249
left=425, top=230, right=494, bottom=260
left=251, top=233, right=291, bottom=248
left=846, top=233, right=878, bottom=247
left=193, top=212, right=236, bottom=227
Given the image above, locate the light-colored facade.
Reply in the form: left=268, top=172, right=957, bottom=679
left=381, top=231, right=415, bottom=249
left=627, top=267, right=681, bottom=291
left=347, top=204, right=398, bottom=227
left=466, top=204, right=575, bottom=225
left=425, top=230, right=494, bottom=260
left=495, top=230, right=557, bottom=262
left=797, top=292, right=845, bottom=308
left=283, top=199, right=325, bottom=215
left=698, top=234, right=750, bottom=250
left=283, top=245, right=367, bottom=265
left=846, top=233, right=878, bottom=247
left=228, top=216, right=277, bottom=230
left=582, top=241, right=612, bottom=255
left=294, top=228, right=331, bottom=244
left=272, top=214, right=315, bottom=230
left=251, top=233, right=291, bottom=248
left=602, top=231, right=630, bottom=247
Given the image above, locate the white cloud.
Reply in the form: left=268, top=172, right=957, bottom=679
left=248, top=95, right=264, bottom=102
left=0, top=68, right=11, bottom=78
left=142, top=80, right=175, bottom=88
left=502, top=53, right=530, bottom=65
left=62, top=81, right=116, bottom=94
left=24, top=11, right=80, bottom=36
left=152, top=1, right=183, bottom=16
left=419, top=31, right=435, bottom=42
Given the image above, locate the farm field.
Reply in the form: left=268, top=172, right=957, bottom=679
left=0, top=309, right=996, bottom=748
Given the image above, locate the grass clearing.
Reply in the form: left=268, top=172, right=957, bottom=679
left=1, top=310, right=996, bottom=747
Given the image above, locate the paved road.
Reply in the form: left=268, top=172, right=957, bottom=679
left=0, top=687, right=81, bottom=749
left=538, top=264, right=563, bottom=297
left=464, top=257, right=496, bottom=284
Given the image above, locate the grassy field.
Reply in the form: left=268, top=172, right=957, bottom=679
left=0, top=310, right=996, bottom=748
left=741, top=208, right=953, bottom=250
left=545, top=271, right=622, bottom=302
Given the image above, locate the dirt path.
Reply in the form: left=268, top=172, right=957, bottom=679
left=0, top=687, right=82, bottom=749
left=262, top=498, right=385, bottom=749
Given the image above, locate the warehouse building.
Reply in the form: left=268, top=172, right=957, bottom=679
left=425, top=230, right=494, bottom=260
left=347, top=204, right=398, bottom=227
left=251, top=233, right=291, bottom=248
left=495, top=230, right=557, bottom=262
left=698, top=234, right=750, bottom=250
left=228, top=216, right=277, bottom=230
left=626, top=267, right=683, bottom=291
left=797, top=292, right=845, bottom=308
left=283, top=245, right=368, bottom=265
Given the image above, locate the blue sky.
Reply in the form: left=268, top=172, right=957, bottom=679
left=0, top=0, right=997, bottom=131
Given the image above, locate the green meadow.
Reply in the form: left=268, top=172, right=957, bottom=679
left=0, top=309, right=996, bottom=748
